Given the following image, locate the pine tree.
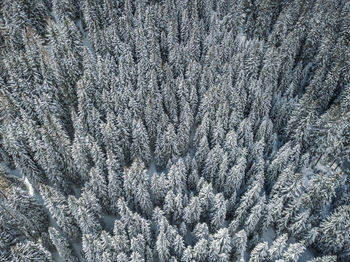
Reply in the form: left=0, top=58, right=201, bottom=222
left=183, top=196, right=202, bottom=226
left=123, top=158, right=153, bottom=216
left=10, top=240, right=53, bottom=261
left=278, top=242, right=306, bottom=262
left=6, top=186, right=48, bottom=238
left=155, top=121, right=180, bottom=169
left=269, top=233, right=288, bottom=260
left=68, top=188, right=103, bottom=235
left=48, top=227, right=78, bottom=262
left=232, top=230, right=247, bottom=261
left=167, top=158, right=187, bottom=195
left=204, top=144, right=224, bottom=184
left=106, top=150, right=124, bottom=214
left=316, top=205, right=350, bottom=255
left=193, top=238, right=209, bottom=262
left=156, top=221, right=171, bottom=262
left=151, top=172, right=168, bottom=206
left=131, top=119, right=151, bottom=165
left=249, top=241, right=269, bottom=262
left=308, top=255, right=337, bottom=262
left=39, top=185, right=81, bottom=240
left=182, top=246, right=194, bottom=262
left=85, top=166, right=109, bottom=211
left=210, top=193, right=227, bottom=230
left=209, top=228, right=231, bottom=262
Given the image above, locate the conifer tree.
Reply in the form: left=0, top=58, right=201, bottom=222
left=48, top=227, right=78, bottom=262
left=249, top=241, right=269, bottom=262
left=39, top=185, right=81, bottom=240
left=316, top=205, right=350, bottom=255
left=269, top=233, right=289, bottom=261
left=10, top=240, right=53, bottom=261
left=68, top=188, right=103, bottom=235
left=131, top=119, right=152, bottom=166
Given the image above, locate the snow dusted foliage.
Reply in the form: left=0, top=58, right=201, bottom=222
left=1, top=0, right=350, bottom=261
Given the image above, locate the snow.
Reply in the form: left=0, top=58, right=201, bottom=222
left=301, top=167, right=314, bottom=189
left=1, top=162, right=21, bottom=178
left=51, top=251, right=63, bottom=262
left=299, top=249, right=315, bottom=262
left=315, top=162, right=332, bottom=174
left=341, top=159, right=350, bottom=171
left=72, top=185, right=82, bottom=198
left=260, top=226, right=276, bottom=245
left=147, top=160, right=157, bottom=182
left=260, top=226, right=315, bottom=262
left=102, top=214, right=117, bottom=233
left=188, top=123, right=198, bottom=158
left=50, top=8, right=60, bottom=25
left=24, top=177, right=34, bottom=196
left=76, top=19, right=95, bottom=56
left=72, top=242, right=84, bottom=262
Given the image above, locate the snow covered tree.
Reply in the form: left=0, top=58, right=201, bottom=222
left=48, top=227, right=78, bottom=262
left=249, top=241, right=269, bottom=262
left=106, top=150, right=124, bottom=214
left=131, top=119, right=151, bottom=166
left=156, top=221, right=171, bottom=262
left=2, top=0, right=350, bottom=261
left=123, top=158, right=153, bottom=216
left=39, top=185, right=81, bottom=240
left=232, top=230, right=247, bottom=261
left=209, top=228, right=231, bottom=262
left=5, top=186, right=48, bottom=238
left=278, top=242, right=306, bottom=262
left=308, top=255, right=337, bottom=262
left=10, top=241, right=52, bottom=261
left=183, top=196, right=202, bottom=227
left=268, top=233, right=289, bottom=260
left=316, top=205, right=350, bottom=255
left=68, top=188, right=103, bottom=235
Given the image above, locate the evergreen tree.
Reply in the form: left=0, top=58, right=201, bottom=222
left=278, top=242, right=306, bottom=262
left=10, top=240, right=53, bottom=261
left=249, top=241, right=269, bottom=262
left=209, top=228, right=232, bottom=262
left=39, top=185, right=81, bottom=240
left=123, top=159, right=153, bottom=216
left=68, top=188, right=103, bottom=235
left=48, top=227, right=78, bottom=262
left=316, top=205, right=350, bottom=255
left=269, top=233, right=289, bottom=260
left=131, top=119, right=151, bottom=166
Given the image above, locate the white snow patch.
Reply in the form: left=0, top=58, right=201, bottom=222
left=0, top=162, right=22, bottom=178
left=315, top=163, right=332, bottom=174
left=147, top=161, right=157, bottom=182
left=102, top=214, right=117, bottom=233
left=301, top=167, right=314, bottom=189
left=260, top=226, right=276, bottom=245
left=76, top=19, right=95, bottom=56
left=299, top=248, right=315, bottom=262
left=23, top=177, right=34, bottom=196
left=52, top=251, right=64, bottom=262
left=72, top=242, right=84, bottom=262
left=72, top=185, right=82, bottom=198
left=50, top=8, right=60, bottom=26
left=299, top=249, right=315, bottom=262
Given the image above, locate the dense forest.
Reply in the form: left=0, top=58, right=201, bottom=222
left=0, top=0, right=350, bottom=261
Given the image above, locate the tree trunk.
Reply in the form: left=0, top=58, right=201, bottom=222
left=314, top=154, right=322, bottom=167
left=334, top=162, right=341, bottom=171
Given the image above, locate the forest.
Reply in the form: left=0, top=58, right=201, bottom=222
left=0, top=0, right=350, bottom=261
